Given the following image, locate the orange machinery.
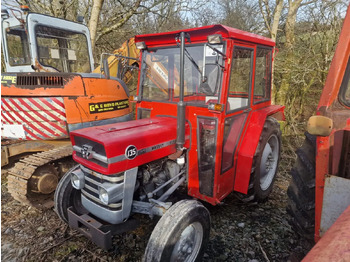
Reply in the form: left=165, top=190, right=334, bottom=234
left=1, top=6, right=133, bottom=207
left=287, top=4, right=350, bottom=260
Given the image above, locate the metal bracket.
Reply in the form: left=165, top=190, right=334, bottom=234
left=67, top=207, right=139, bottom=250
left=68, top=207, right=112, bottom=250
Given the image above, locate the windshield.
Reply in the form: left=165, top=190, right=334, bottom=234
left=35, top=25, right=91, bottom=73
left=140, top=44, right=225, bottom=105
left=6, top=27, right=31, bottom=66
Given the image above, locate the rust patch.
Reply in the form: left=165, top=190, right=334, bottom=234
left=318, top=104, right=350, bottom=130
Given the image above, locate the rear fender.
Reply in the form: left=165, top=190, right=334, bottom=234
left=234, top=105, right=285, bottom=194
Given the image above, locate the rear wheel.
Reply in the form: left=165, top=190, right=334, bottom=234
left=237, top=117, right=281, bottom=202
left=286, top=132, right=316, bottom=240
left=143, top=200, right=210, bottom=262
left=54, top=165, right=87, bottom=223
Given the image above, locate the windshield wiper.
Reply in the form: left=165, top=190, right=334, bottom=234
left=175, top=33, right=204, bottom=81
left=184, top=48, right=203, bottom=77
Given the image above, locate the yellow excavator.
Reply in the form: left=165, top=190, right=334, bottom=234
left=93, top=37, right=140, bottom=84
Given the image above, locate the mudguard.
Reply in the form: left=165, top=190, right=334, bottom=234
left=234, top=105, right=285, bottom=194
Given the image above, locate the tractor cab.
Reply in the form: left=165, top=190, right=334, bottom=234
left=1, top=6, right=94, bottom=73
left=133, top=25, right=284, bottom=204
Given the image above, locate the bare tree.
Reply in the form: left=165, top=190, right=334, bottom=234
left=259, top=0, right=284, bottom=41
left=219, top=0, right=264, bottom=33
left=276, top=0, right=317, bottom=106
left=89, top=0, right=104, bottom=52
left=12, top=0, right=81, bottom=20
left=258, top=0, right=285, bottom=103
left=274, top=0, right=346, bottom=129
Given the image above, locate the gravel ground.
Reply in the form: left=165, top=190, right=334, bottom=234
left=1, top=137, right=313, bottom=262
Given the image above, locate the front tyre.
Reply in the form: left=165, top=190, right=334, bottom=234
left=143, top=200, right=210, bottom=262
left=54, top=165, right=87, bottom=223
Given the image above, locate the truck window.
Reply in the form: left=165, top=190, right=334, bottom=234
left=6, top=28, right=31, bottom=66
left=227, top=46, right=253, bottom=112
left=35, top=25, right=91, bottom=73
left=339, top=56, right=350, bottom=107
left=254, top=47, right=272, bottom=104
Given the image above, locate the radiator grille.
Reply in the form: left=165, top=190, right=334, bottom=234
left=17, top=75, right=64, bottom=87
left=81, top=165, right=123, bottom=211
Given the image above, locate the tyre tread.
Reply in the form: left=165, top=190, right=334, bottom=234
left=287, top=132, right=316, bottom=241
left=143, top=200, right=210, bottom=262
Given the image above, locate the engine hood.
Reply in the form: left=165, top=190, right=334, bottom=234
left=71, top=117, right=184, bottom=174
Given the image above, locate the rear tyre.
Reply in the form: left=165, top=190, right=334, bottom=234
left=237, top=117, right=281, bottom=202
left=54, top=165, right=87, bottom=223
left=143, top=200, right=210, bottom=262
left=286, top=132, right=316, bottom=241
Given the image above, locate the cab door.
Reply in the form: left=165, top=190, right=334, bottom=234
left=216, top=44, right=255, bottom=200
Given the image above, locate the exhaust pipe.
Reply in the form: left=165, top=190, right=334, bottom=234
left=176, top=32, right=186, bottom=151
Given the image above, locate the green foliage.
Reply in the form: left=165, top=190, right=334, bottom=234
left=274, top=9, right=344, bottom=135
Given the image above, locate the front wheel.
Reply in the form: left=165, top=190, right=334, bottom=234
left=143, top=200, right=210, bottom=262
left=54, top=165, right=87, bottom=223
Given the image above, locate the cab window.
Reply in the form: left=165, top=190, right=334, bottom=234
left=339, top=56, right=350, bottom=107
left=6, top=27, right=30, bottom=66
left=227, top=46, right=253, bottom=112
left=254, top=47, right=272, bottom=104
left=35, top=25, right=91, bottom=73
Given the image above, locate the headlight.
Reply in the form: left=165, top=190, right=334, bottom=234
left=207, top=34, right=223, bottom=44
left=99, top=187, right=109, bottom=204
left=71, top=169, right=85, bottom=190
left=136, top=41, right=147, bottom=50
left=98, top=183, right=124, bottom=205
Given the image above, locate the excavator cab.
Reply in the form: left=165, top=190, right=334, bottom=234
left=1, top=7, right=94, bottom=73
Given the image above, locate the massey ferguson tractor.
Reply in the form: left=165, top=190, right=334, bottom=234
left=55, top=25, right=285, bottom=260
left=287, top=5, right=350, bottom=261
left=1, top=6, right=132, bottom=207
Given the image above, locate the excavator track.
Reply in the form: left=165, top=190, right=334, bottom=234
left=7, top=145, right=73, bottom=209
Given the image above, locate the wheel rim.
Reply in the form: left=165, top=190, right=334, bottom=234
left=170, top=222, right=204, bottom=262
left=259, top=134, right=279, bottom=191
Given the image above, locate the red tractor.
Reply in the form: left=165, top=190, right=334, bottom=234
left=54, top=25, right=284, bottom=260
left=287, top=5, right=350, bottom=261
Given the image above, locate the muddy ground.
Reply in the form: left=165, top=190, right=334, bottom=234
left=1, top=136, right=313, bottom=262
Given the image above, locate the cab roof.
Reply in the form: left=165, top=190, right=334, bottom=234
left=135, top=24, right=275, bottom=48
